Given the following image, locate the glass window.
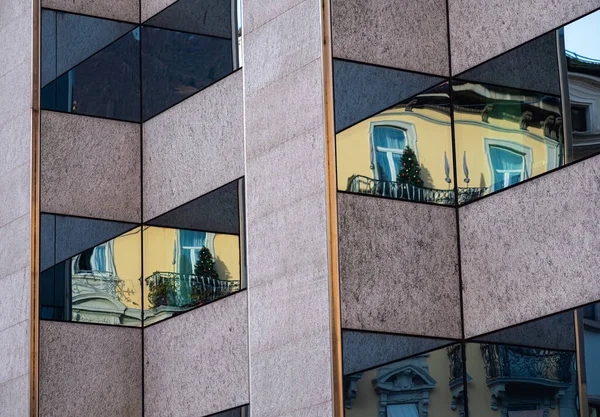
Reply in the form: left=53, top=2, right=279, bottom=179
left=373, top=125, right=407, bottom=182
left=489, top=145, right=527, bottom=191
left=336, top=81, right=455, bottom=206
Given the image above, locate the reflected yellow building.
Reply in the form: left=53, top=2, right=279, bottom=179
left=336, top=81, right=563, bottom=205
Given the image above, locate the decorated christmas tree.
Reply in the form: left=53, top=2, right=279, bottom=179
left=194, top=247, right=219, bottom=279
left=397, top=146, right=423, bottom=187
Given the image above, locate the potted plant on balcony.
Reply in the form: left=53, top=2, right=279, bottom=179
left=147, top=271, right=176, bottom=308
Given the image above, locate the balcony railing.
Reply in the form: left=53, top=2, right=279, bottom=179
left=480, top=344, right=574, bottom=385
left=347, top=175, right=487, bottom=205
left=146, top=271, right=240, bottom=309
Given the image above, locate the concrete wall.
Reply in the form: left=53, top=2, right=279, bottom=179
left=0, top=0, right=32, bottom=415
left=242, top=0, right=334, bottom=415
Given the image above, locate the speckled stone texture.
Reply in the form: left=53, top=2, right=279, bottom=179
left=334, top=59, right=445, bottom=133
left=460, top=154, right=600, bottom=338
left=339, top=193, right=461, bottom=339
left=141, top=0, right=177, bottom=22
left=0, top=268, right=30, bottom=333
left=0, top=2, right=31, bottom=415
left=472, top=311, right=576, bottom=351
left=41, top=0, right=139, bottom=23
left=144, top=292, right=249, bottom=417
left=40, top=213, right=137, bottom=271
left=243, top=0, right=321, bottom=97
left=39, top=321, right=142, bottom=417
left=331, top=0, right=449, bottom=76
left=143, top=71, right=243, bottom=221
left=146, top=180, right=240, bottom=234
left=143, top=0, right=232, bottom=39
left=456, top=32, right=560, bottom=95
left=342, top=330, right=454, bottom=375
left=449, top=0, right=600, bottom=75
left=41, top=111, right=141, bottom=222
left=243, top=0, right=333, bottom=414
left=243, top=0, right=305, bottom=34
left=0, top=374, right=28, bottom=417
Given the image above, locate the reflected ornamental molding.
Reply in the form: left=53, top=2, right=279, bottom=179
left=373, top=356, right=436, bottom=417
left=480, top=344, right=576, bottom=417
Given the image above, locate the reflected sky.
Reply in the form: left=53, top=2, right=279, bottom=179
left=564, top=9, right=600, bottom=60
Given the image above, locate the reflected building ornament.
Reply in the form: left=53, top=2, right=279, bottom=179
left=373, top=356, right=436, bottom=417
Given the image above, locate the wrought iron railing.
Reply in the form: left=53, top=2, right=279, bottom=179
left=480, top=344, right=574, bottom=384
left=146, top=271, right=240, bottom=309
left=347, top=175, right=487, bottom=205
left=447, top=344, right=464, bottom=386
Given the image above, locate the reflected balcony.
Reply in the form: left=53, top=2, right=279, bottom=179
left=480, top=344, right=574, bottom=386
left=347, top=175, right=487, bottom=205
left=145, top=271, right=240, bottom=323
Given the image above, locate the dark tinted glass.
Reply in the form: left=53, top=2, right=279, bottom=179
left=141, top=25, right=234, bottom=120
left=336, top=81, right=456, bottom=205
left=41, top=28, right=141, bottom=122
left=577, top=302, right=600, bottom=417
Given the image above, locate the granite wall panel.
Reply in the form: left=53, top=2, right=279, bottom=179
left=448, top=0, right=600, bottom=74
left=460, top=154, right=600, bottom=337
left=331, top=0, right=449, bottom=76
left=144, top=292, right=249, bottom=417
left=143, top=71, right=244, bottom=221
left=338, top=193, right=461, bottom=339
left=41, top=0, right=139, bottom=23
left=39, top=321, right=142, bottom=417
left=243, top=0, right=334, bottom=415
left=40, top=111, right=141, bottom=222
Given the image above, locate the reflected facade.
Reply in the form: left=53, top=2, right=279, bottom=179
left=143, top=226, right=242, bottom=325
left=334, top=9, right=600, bottom=205
left=453, top=81, right=563, bottom=200
left=336, top=82, right=457, bottom=206
left=343, top=343, right=465, bottom=417
left=40, top=226, right=142, bottom=326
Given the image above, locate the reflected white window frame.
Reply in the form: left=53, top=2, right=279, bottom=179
left=568, top=73, right=600, bottom=133
left=175, top=229, right=216, bottom=273
left=369, top=120, right=418, bottom=181
left=484, top=138, right=533, bottom=192
left=71, top=240, right=117, bottom=277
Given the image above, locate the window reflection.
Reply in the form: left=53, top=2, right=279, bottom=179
left=467, top=342, right=577, bottom=417
left=143, top=226, right=242, bottom=326
left=453, top=80, right=563, bottom=202
left=563, top=10, right=600, bottom=161
left=40, top=227, right=142, bottom=327
left=343, top=343, right=464, bottom=417
left=336, top=82, right=458, bottom=206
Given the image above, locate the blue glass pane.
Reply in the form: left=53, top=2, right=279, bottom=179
left=373, top=126, right=406, bottom=149
left=141, top=26, right=234, bottom=120
left=41, top=28, right=141, bottom=122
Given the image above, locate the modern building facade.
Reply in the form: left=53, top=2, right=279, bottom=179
left=2, top=0, right=600, bottom=416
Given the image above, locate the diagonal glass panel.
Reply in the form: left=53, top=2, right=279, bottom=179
left=343, top=341, right=465, bottom=416
left=452, top=80, right=562, bottom=204
left=41, top=9, right=137, bottom=88
left=333, top=59, right=445, bottom=133
left=141, top=25, right=234, bottom=120
left=336, top=81, right=456, bottom=205
left=40, top=227, right=142, bottom=327
left=41, top=27, right=141, bottom=122
left=142, top=226, right=242, bottom=326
